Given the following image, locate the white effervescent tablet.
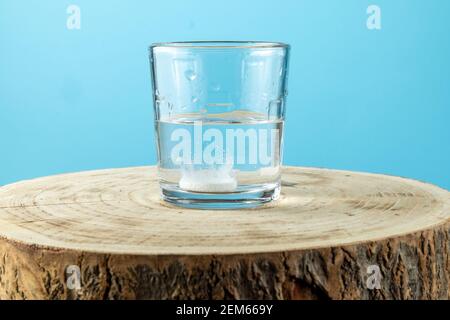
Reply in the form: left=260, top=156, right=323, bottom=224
left=179, top=168, right=237, bottom=193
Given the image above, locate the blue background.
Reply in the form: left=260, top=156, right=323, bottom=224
left=1, top=0, right=449, bottom=190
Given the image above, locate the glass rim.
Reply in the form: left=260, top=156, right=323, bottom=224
left=150, top=41, right=289, bottom=50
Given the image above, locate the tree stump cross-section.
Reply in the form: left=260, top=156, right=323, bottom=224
left=0, top=166, right=448, bottom=299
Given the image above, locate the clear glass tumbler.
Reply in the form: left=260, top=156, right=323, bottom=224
left=149, top=41, right=290, bottom=209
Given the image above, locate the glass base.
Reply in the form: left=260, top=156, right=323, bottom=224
left=160, top=182, right=281, bottom=209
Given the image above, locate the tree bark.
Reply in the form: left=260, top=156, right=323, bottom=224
left=0, top=166, right=448, bottom=299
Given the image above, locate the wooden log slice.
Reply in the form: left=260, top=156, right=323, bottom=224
left=0, top=166, right=448, bottom=299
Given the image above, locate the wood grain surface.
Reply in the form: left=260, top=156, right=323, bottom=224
left=0, top=166, right=448, bottom=299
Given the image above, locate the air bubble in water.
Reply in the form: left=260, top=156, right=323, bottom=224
left=210, top=82, right=221, bottom=91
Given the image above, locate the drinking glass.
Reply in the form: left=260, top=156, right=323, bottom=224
left=149, top=41, right=290, bottom=209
